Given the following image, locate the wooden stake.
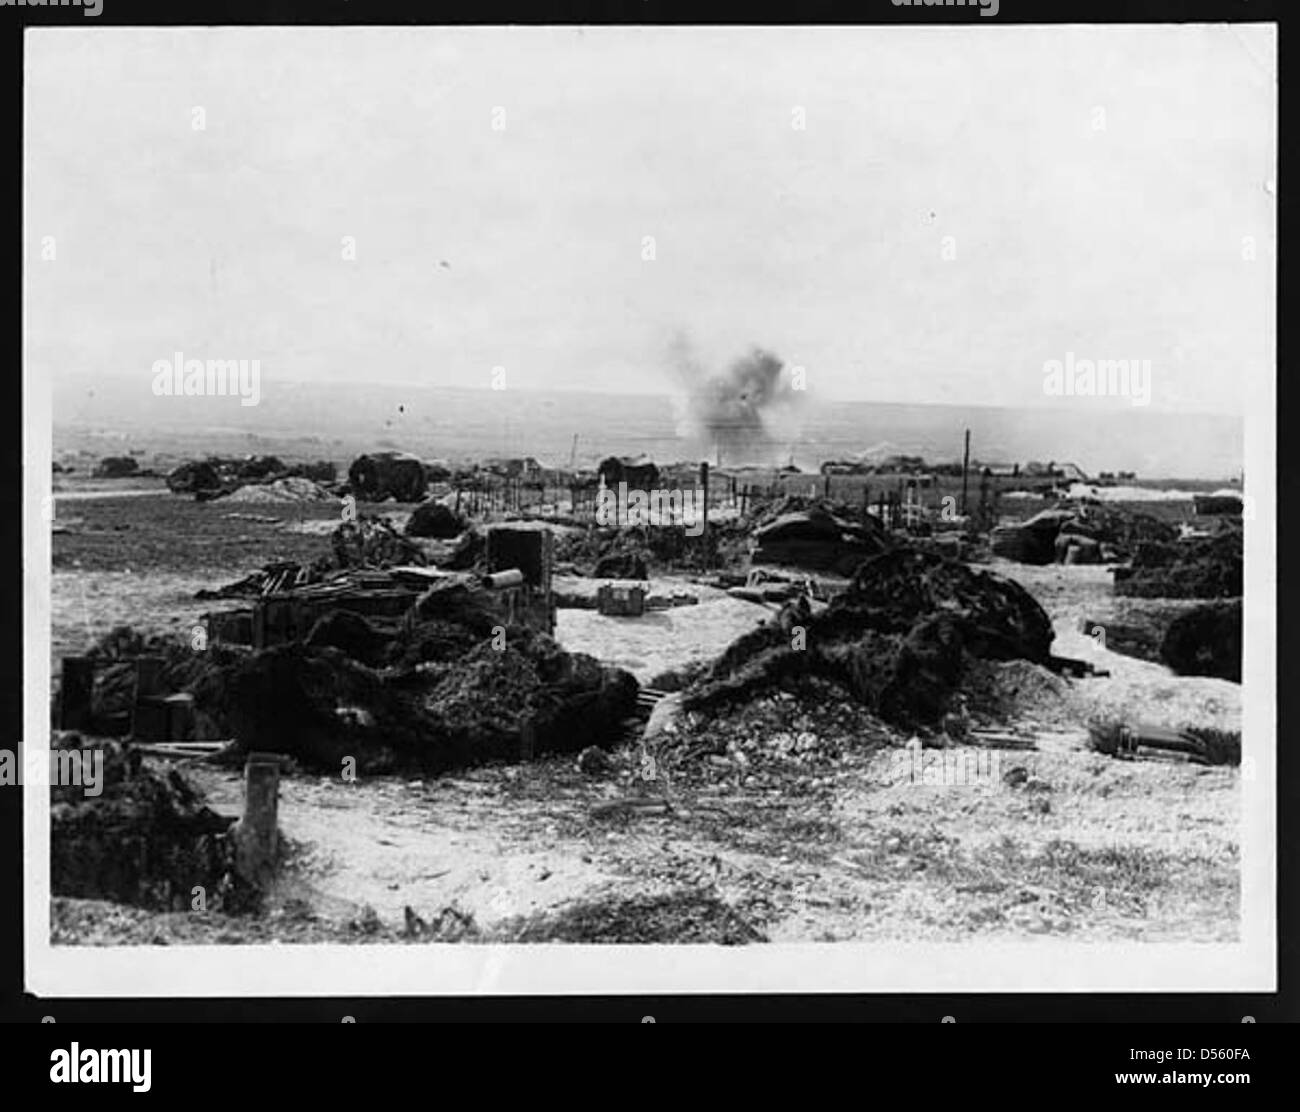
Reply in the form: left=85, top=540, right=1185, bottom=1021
left=961, top=428, right=971, bottom=517
left=235, top=754, right=280, bottom=886
left=60, top=657, right=94, bottom=732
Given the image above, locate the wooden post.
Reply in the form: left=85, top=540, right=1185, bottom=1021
left=135, top=656, right=164, bottom=699
left=700, top=461, right=710, bottom=568
left=60, top=657, right=94, bottom=732
left=961, top=428, right=971, bottom=517
left=235, top=753, right=280, bottom=887
left=520, top=718, right=536, bottom=762
left=823, top=473, right=831, bottom=500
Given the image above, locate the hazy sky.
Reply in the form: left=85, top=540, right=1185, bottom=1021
left=26, top=24, right=1275, bottom=414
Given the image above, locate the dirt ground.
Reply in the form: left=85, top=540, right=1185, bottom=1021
left=47, top=487, right=1240, bottom=945
left=554, top=576, right=770, bottom=682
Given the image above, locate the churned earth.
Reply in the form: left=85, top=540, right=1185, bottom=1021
left=48, top=489, right=1239, bottom=945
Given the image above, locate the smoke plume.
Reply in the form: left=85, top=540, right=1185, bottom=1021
left=669, top=335, right=803, bottom=466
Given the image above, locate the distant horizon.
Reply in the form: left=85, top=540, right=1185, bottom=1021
left=50, top=370, right=1241, bottom=422
left=50, top=375, right=1243, bottom=481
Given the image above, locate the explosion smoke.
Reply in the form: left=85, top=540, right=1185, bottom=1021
left=669, top=335, right=803, bottom=466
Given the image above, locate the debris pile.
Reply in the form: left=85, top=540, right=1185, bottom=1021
left=166, top=456, right=338, bottom=498
left=223, top=477, right=338, bottom=504
left=592, top=551, right=649, bottom=580
left=991, top=510, right=1077, bottom=565
left=440, top=527, right=487, bottom=572
left=50, top=732, right=241, bottom=910
left=92, top=456, right=141, bottom=479
left=680, top=545, right=1054, bottom=729
left=554, top=524, right=697, bottom=577
left=751, top=504, right=890, bottom=575
left=1113, top=529, right=1242, bottom=598
left=960, top=658, right=1073, bottom=727
left=189, top=623, right=637, bottom=775
left=179, top=518, right=636, bottom=773
left=347, top=451, right=427, bottom=502
left=195, top=559, right=334, bottom=600
left=332, top=515, right=427, bottom=568
left=74, top=626, right=214, bottom=734
left=166, top=460, right=223, bottom=495
left=1160, top=600, right=1242, bottom=682
left=405, top=500, right=467, bottom=539
left=597, top=455, right=660, bottom=490
left=656, top=673, right=894, bottom=772
left=1192, top=493, right=1243, bottom=517
left=992, top=504, right=1179, bottom=565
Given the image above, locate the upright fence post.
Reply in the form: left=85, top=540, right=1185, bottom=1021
left=60, top=657, right=94, bottom=732
left=700, top=461, right=710, bottom=569
left=235, top=753, right=280, bottom=887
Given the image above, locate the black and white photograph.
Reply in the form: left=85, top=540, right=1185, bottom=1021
left=21, top=21, right=1275, bottom=998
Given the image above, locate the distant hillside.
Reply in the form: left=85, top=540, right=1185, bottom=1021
left=48, top=373, right=1243, bottom=481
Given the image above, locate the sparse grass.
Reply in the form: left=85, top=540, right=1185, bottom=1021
left=494, top=889, right=767, bottom=944
left=1185, top=727, right=1242, bottom=766
left=52, top=491, right=405, bottom=573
